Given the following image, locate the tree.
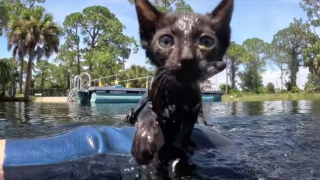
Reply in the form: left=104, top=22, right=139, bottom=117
left=62, top=12, right=82, bottom=75
left=127, top=0, right=193, bottom=13
left=264, top=43, right=289, bottom=90
left=119, top=65, right=153, bottom=88
left=59, top=6, right=138, bottom=80
left=3, top=0, right=46, bottom=94
left=266, top=82, right=275, bottom=93
left=271, top=18, right=316, bottom=90
left=0, top=0, right=46, bottom=36
left=78, top=6, right=124, bottom=72
left=219, top=83, right=231, bottom=93
left=8, top=38, right=28, bottom=94
left=239, top=38, right=267, bottom=92
left=110, top=33, right=139, bottom=71
left=0, top=58, right=18, bottom=97
left=34, top=60, right=50, bottom=89
left=300, top=0, right=320, bottom=29
left=225, top=42, right=247, bottom=89
left=55, top=43, right=79, bottom=88
left=302, top=39, right=320, bottom=76
left=6, top=6, right=63, bottom=100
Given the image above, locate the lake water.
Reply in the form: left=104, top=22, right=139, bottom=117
left=0, top=100, right=320, bottom=180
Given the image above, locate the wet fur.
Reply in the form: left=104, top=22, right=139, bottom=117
left=132, top=0, right=234, bottom=166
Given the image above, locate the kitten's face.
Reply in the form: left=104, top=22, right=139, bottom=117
left=135, top=0, right=234, bottom=83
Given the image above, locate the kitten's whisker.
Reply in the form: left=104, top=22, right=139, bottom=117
left=152, top=70, right=169, bottom=110
left=153, top=70, right=166, bottom=82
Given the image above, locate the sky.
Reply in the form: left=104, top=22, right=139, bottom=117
left=0, top=0, right=312, bottom=89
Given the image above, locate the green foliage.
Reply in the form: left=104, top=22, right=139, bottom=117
left=271, top=18, right=317, bottom=87
left=291, top=86, right=301, bottom=93
left=239, top=38, right=266, bottom=93
left=266, top=82, right=275, bottom=93
left=219, top=83, right=231, bottom=93
left=300, top=0, right=320, bottom=27
left=229, top=89, right=243, bottom=97
left=127, top=0, right=193, bottom=13
left=225, top=42, right=247, bottom=89
left=302, top=38, right=320, bottom=76
left=239, top=66, right=264, bottom=93
left=6, top=5, right=63, bottom=100
left=304, top=73, right=320, bottom=93
left=0, top=0, right=46, bottom=36
left=0, top=0, right=319, bottom=99
left=57, top=6, right=139, bottom=80
left=0, top=58, right=18, bottom=97
left=118, top=65, right=154, bottom=88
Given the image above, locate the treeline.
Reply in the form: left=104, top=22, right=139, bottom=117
left=0, top=0, right=193, bottom=100
left=217, top=0, right=320, bottom=94
left=222, top=17, right=320, bottom=94
left=0, top=0, right=320, bottom=100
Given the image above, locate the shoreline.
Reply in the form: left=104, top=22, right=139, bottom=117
left=0, top=97, right=68, bottom=103
left=222, top=93, right=320, bottom=102
left=34, top=97, right=68, bottom=103
left=1, top=93, right=320, bottom=103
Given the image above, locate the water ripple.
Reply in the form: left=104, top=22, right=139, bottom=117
left=0, top=100, right=320, bottom=179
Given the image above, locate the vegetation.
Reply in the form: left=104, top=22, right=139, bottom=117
left=0, top=58, right=18, bottom=98
left=0, top=0, right=319, bottom=101
left=222, top=92, right=320, bottom=102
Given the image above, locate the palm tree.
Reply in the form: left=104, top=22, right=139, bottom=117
left=6, top=6, right=63, bottom=100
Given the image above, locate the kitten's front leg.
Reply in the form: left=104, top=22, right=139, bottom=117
left=173, top=117, right=198, bottom=155
left=173, top=107, right=201, bottom=154
left=131, top=102, right=165, bottom=165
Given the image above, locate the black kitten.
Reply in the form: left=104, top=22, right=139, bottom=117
left=131, top=0, right=234, bottom=165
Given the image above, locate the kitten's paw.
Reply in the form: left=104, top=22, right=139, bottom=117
left=131, top=107, right=164, bottom=165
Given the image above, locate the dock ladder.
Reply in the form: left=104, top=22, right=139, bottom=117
left=66, top=72, right=92, bottom=104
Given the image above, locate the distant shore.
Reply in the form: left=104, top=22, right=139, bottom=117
left=0, top=96, right=68, bottom=103
left=1, top=93, right=320, bottom=103
left=34, top=97, right=68, bottom=103
left=222, top=93, right=320, bottom=102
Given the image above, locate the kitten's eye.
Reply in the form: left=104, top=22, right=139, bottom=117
left=159, top=35, right=174, bottom=48
left=199, top=36, right=215, bottom=48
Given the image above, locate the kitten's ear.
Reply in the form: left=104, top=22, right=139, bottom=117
left=134, top=0, right=163, bottom=48
left=209, top=0, right=234, bottom=29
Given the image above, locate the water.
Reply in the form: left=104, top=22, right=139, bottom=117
left=1, top=100, right=320, bottom=180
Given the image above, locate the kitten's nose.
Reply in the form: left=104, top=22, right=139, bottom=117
left=180, top=46, right=194, bottom=62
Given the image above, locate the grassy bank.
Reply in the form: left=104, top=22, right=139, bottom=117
left=0, top=94, right=35, bottom=102
left=2, top=93, right=320, bottom=103
left=222, top=93, right=320, bottom=102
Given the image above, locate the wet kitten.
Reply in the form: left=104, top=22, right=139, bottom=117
left=131, top=0, right=234, bottom=166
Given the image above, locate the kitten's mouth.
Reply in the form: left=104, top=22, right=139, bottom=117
left=172, top=61, right=203, bottom=83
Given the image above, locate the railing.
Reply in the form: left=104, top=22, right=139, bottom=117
left=67, top=72, right=92, bottom=103
left=91, top=74, right=153, bottom=89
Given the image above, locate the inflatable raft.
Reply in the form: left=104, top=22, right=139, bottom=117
left=2, top=124, right=232, bottom=180
left=4, top=124, right=231, bottom=167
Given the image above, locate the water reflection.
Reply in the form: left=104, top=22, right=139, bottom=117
left=0, top=100, right=319, bottom=139
left=0, top=100, right=320, bottom=179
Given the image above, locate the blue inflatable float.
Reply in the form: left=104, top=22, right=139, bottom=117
left=4, top=124, right=231, bottom=167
